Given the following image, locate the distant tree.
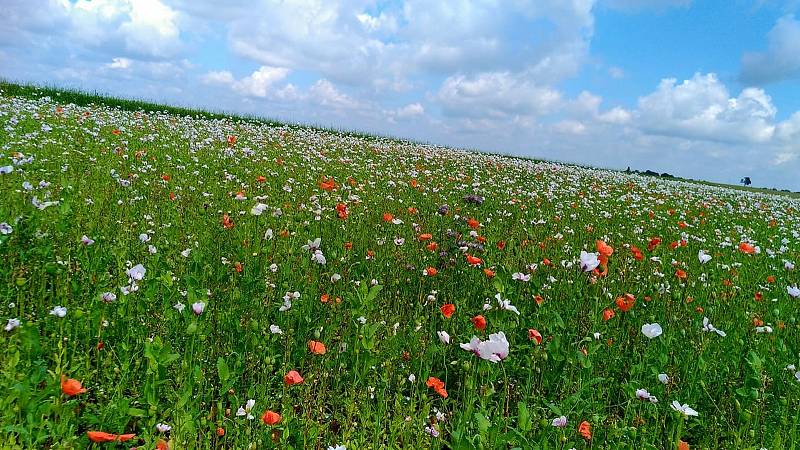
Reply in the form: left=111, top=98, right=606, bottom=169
left=740, top=177, right=752, bottom=186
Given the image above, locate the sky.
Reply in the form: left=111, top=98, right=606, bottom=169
left=2, top=0, right=800, bottom=190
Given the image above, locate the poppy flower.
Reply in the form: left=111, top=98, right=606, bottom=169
left=284, top=370, right=304, bottom=386
left=467, top=218, right=480, bottom=229
left=631, top=245, right=643, bottom=261
left=226, top=135, right=237, bottom=146
left=440, top=304, right=455, bottom=318
left=483, top=268, right=495, bottom=278
left=261, top=409, right=282, bottom=425
left=465, top=255, right=482, bottom=266
left=221, top=214, right=234, bottom=229
left=308, top=340, right=327, bottom=355
left=534, top=295, right=544, bottom=306
left=157, top=439, right=169, bottom=450
left=425, top=377, right=448, bottom=398
left=528, top=329, right=542, bottom=345
left=738, top=242, right=756, bottom=254
left=471, top=315, right=487, bottom=330
left=318, top=177, right=337, bottom=191
left=578, top=421, right=592, bottom=440
left=675, top=269, right=687, bottom=280
left=423, top=267, right=438, bottom=276
left=603, top=308, right=616, bottom=321
left=496, top=240, right=506, bottom=250
left=419, top=233, right=433, bottom=241
left=87, top=431, right=136, bottom=443
left=615, top=293, right=635, bottom=312
left=335, top=203, right=348, bottom=219
left=256, top=175, right=266, bottom=183
left=647, top=237, right=661, bottom=251
left=426, top=242, right=439, bottom=252
left=382, top=212, right=394, bottom=223
left=61, top=375, right=87, bottom=396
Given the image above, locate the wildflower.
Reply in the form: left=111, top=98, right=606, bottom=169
left=437, top=331, right=450, bottom=344
left=173, top=302, right=185, bottom=313
left=101, top=292, right=117, bottom=303
left=552, top=416, right=567, bottom=428
left=49, top=306, right=67, bottom=318
left=636, top=388, right=658, bottom=403
left=471, top=315, right=486, bottom=330
left=641, top=323, right=663, bottom=339
left=702, top=317, right=726, bottom=337
left=251, top=203, right=268, bottom=215
left=579, top=251, right=600, bottom=272
left=87, top=432, right=136, bottom=443
left=440, top=304, right=455, bottom=318
left=788, top=286, right=800, bottom=298
left=261, top=410, right=281, bottom=425
left=191, top=302, right=205, bottom=315
left=658, top=373, right=670, bottom=384
left=269, top=324, right=283, bottom=334
left=81, top=235, right=94, bottom=245
left=425, top=376, right=448, bottom=398
left=237, top=399, right=256, bottom=419
left=61, top=375, right=87, bottom=396
left=156, top=423, right=171, bottom=433
left=495, top=293, right=520, bottom=314
left=5, top=318, right=20, bottom=331
left=615, top=293, right=635, bottom=312
left=698, top=250, right=712, bottom=264
left=528, top=329, right=543, bottom=345
left=0, top=223, right=12, bottom=235
left=602, top=308, right=616, bottom=321
left=511, top=272, right=530, bottom=282
left=459, top=332, right=509, bottom=362
left=578, top=420, right=592, bottom=440
left=284, top=370, right=304, bottom=386
left=738, top=242, right=756, bottom=254
left=126, top=264, right=146, bottom=281
left=670, top=401, right=699, bottom=417
left=308, top=340, right=327, bottom=355
left=423, top=267, right=438, bottom=276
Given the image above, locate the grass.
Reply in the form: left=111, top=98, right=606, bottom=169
left=0, top=81, right=799, bottom=449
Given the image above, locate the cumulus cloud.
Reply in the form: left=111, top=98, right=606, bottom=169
left=740, top=15, right=800, bottom=84
left=637, top=73, right=777, bottom=144
left=202, top=66, right=289, bottom=98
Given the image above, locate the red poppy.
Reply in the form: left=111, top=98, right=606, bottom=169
left=256, top=175, right=266, bottom=183
left=631, top=245, right=643, bottom=261
left=61, top=375, right=87, bottom=396
left=216, top=427, right=225, bottom=436
left=161, top=174, right=170, bottom=181
left=335, top=203, right=348, bottom=219
left=615, top=293, right=635, bottom=312
left=424, top=267, right=438, bottom=276
left=426, top=242, right=438, bottom=251
left=426, top=377, right=448, bottom=398
left=647, top=237, right=661, bottom=251
left=483, top=268, right=495, bottom=278
left=261, top=410, right=281, bottom=425
left=471, top=315, right=487, bottom=330
left=496, top=240, right=506, bottom=250
left=739, top=242, right=756, bottom=254
left=528, top=329, right=542, bottom=345
left=87, top=431, right=136, bottom=443
left=675, top=269, right=687, bottom=280
left=602, top=308, right=616, bottom=321
left=382, top=212, right=395, bottom=223
left=284, top=370, right=304, bottom=386
left=466, top=218, right=480, bottom=229
left=419, top=233, right=433, bottom=241
left=226, top=135, right=237, bottom=146
left=440, top=304, right=455, bottom=319
left=308, top=340, right=326, bottom=355
left=221, top=214, right=234, bottom=229
left=578, top=421, right=592, bottom=440
left=465, top=255, right=482, bottom=266
left=318, top=177, right=337, bottom=192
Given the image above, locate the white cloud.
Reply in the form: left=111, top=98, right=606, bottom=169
left=394, top=102, right=425, bottom=119
left=553, top=120, right=587, bottom=134
left=740, top=15, right=800, bottom=84
left=308, top=79, right=363, bottom=110
left=201, top=66, right=289, bottom=98
left=107, top=57, right=132, bottom=70
left=637, top=73, right=777, bottom=144
left=608, top=66, right=625, bottom=79
left=436, top=72, right=562, bottom=119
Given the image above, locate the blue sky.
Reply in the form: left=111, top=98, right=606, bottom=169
left=2, top=0, right=800, bottom=189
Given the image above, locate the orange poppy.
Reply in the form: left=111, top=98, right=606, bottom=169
left=471, top=315, right=486, bottom=330
left=226, top=135, right=237, bottom=146
left=647, top=237, right=661, bottom=251
left=61, top=375, right=87, bottom=396
left=318, top=177, right=337, bottom=192
left=382, top=212, right=394, bottom=223
left=483, top=268, right=495, bottom=278
left=335, top=203, right=348, bottom=219
left=424, top=267, right=438, bottom=276
left=602, top=308, right=616, bottom=321
left=221, top=214, right=234, bottom=229
left=467, top=218, right=480, bottom=229
left=308, top=340, right=326, bottom=355
left=262, top=410, right=281, bottom=425
left=739, top=242, right=756, bottom=254
left=615, top=293, right=635, bottom=312
left=256, top=175, right=266, bottom=183
left=496, top=240, right=506, bottom=250
left=419, top=233, right=433, bottom=241
left=284, top=370, right=304, bottom=386
left=216, top=427, right=225, bottom=436
left=87, top=431, right=136, bottom=443
left=528, top=329, right=542, bottom=345
left=465, top=255, right=482, bottom=266
left=675, top=269, right=687, bottom=280
left=157, top=439, right=169, bottom=450
left=578, top=421, right=592, bottom=440
left=425, top=377, right=448, bottom=398
left=426, top=242, right=438, bottom=251
left=679, top=440, right=690, bottom=450
left=440, top=304, right=455, bottom=319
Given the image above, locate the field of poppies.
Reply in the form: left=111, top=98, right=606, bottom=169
left=0, top=84, right=799, bottom=450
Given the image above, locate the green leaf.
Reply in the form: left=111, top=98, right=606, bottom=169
left=217, top=357, right=230, bottom=383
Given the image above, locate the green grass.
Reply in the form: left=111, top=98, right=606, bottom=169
left=0, top=82, right=799, bottom=449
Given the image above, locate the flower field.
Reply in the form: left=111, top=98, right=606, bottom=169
left=1, top=85, right=799, bottom=449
